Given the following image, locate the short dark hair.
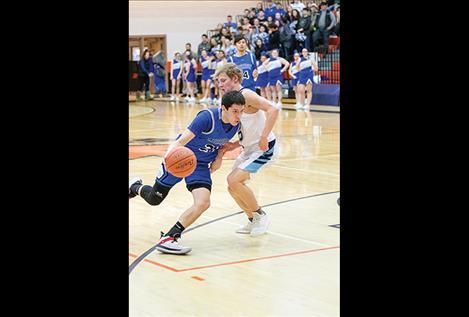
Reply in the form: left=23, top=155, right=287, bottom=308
left=202, top=34, right=208, bottom=38
left=185, top=43, right=191, bottom=46
left=234, top=34, right=247, bottom=44
left=222, top=90, right=245, bottom=109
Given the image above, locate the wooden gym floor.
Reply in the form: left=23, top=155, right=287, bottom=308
left=129, top=99, right=340, bottom=317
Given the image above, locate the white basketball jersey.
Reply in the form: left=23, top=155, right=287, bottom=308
left=239, top=110, right=276, bottom=148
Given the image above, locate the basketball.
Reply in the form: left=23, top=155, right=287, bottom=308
left=164, top=146, right=197, bottom=178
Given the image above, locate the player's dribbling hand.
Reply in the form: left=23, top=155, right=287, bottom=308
left=259, top=136, right=268, bottom=151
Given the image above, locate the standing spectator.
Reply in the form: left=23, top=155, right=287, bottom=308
left=279, top=17, right=295, bottom=61
left=197, top=34, right=211, bottom=58
left=275, top=2, right=286, bottom=16
left=253, top=38, right=266, bottom=60
left=137, top=49, right=154, bottom=101
left=256, top=24, right=269, bottom=48
left=334, top=6, right=340, bottom=36
left=296, top=8, right=312, bottom=51
left=222, top=36, right=237, bottom=58
left=247, top=10, right=257, bottom=25
left=185, top=42, right=197, bottom=59
left=312, top=2, right=336, bottom=53
left=224, top=15, right=238, bottom=34
left=291, top=0, right=306, bottom=14
left=267, top=23, right=281, bottom=52
left=210, top=37, right=222, bottom=55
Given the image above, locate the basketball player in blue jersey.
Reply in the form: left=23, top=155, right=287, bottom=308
left=129, top=90, right=245, bottom=254
left=215, top=63, right=279, bottom=237
left=297, top=48, right=318, bottom=110
left=228, top=35, right=258, bottom=92
left=170, top=52, right=183, bottom=101
left=263, top=49, right=290, bottom=108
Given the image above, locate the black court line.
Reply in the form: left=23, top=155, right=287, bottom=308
left=129, top=190, right=339, bottom=274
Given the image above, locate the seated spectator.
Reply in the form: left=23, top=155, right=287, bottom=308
left=185, top=42, right=197, bottom=59
left=254, top=2, right=263, bottom=15
left=247, top=9, right=257, bottom=25
left=252, top=24, right=269, bottom=49
left=210, top=37, right=222, bottom=54
left=264, top=0, right=277, bottom=20
left=257, top=9, right=267, bottom=23
left=275, top=2, right=286, bottom=16
left=224, top=15, right=238, bottom=33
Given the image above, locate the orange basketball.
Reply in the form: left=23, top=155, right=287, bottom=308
left=164, top=146, right=197, bottom=178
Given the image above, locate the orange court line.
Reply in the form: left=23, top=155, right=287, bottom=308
left=191, top=276, right=205, bottom=281
left=129, top=246, right=339, bottom=273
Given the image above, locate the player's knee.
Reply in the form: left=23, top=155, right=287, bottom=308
left=146, top=191, right=164, bottom=206
left=195, top=199, right=210, bottom=211
left=227, top=174, right=241, bottom=190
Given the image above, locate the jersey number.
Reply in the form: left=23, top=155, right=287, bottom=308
left=199, top=144, right=217, bottom=153
left=238, top=130, right=243, bottom=142
left=243, top=71, right=249, bottom=80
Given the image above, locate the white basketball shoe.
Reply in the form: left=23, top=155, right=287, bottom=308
left=155, top=232, right=192, bottom=255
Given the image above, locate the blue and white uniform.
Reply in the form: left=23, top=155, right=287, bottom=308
left=255, top=60, right=268, bottom=88
left=233, top=87, right=277, bottom=173
left=267, top=57, right=284, bottom=86
left=156, top=108, right=240, bottom=190
left=298, top=56, right=314, bottom=85
left=185, top=60, right=196, bottom=83
left=290, top=61, right=300, bottom=86
left=228, top=52, right=257, bottom=92
left=201, top=57, right=211, bottom=81
left=172, top=59, right=182, bottom=79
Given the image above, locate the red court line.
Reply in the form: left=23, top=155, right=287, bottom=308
left=191, top=276, right=205, bottom=281
left=129, top=252, right=180, bottom=272
left=130, top=246, right=339, bottom=273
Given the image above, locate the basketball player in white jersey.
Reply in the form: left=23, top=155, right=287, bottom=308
left=214, top=63, right=279, bottom=236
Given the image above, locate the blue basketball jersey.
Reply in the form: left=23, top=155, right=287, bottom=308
left=185, top=108, right=240, bottom=164
left=228, top=52, right=257, bottom=89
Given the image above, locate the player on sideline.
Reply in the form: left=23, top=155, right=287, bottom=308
left=129, top=90, right=245, bottom=254
left=228, top=35, right=258, bottom=92
left=214, top=63, right=279, bottom=236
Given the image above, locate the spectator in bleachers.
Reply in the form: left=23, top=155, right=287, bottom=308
left=137, top=49, right=154, bottom=101
left=222, top=36, right=237, bottom=58
left=264, top=0, right=277, bottom=20
left=312, top=2, right=336, bottom=53
left=334, top=6, right=340, bottom=36
left=257, top=10, right=267, bottom=24
left=274, top=12, right=284, bottom=26
left=267, top=23, right=281, bottom=52
left=185, top=42, right=197, bottom=59
left=279, top=17, right=295, bottom=61
left=254, top=2, right=263, bottom=15
left=274, top=2, right=286, bottom=16
left=221, top=27, right=231, bottom=39
left=240, top=25, right=252, bottom=43
left=247, top=9, right=257, bottom=25
left=296, top=8, right=312, bottom=51
left=253, top=38, right=266, bottom=60
left=251, top=18, right=261, bottom=34
left=224, top=15, right=238, bottom=34
left=291, top=0, right=306, bottom=15
left=256, top=24, right=269, bottom=48
left=210, top=37, right=222, bottom=54
left=197, top=34, right=211, bottom=58
left=285, top=5, right=294, bottom=22
left=169, top=52, right=183, bottom=101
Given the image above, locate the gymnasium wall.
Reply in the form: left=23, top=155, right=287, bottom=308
left=129, top=0, right=259, bottom=58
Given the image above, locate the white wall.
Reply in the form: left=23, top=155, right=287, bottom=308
left=129, top=0, right=259, bottom=58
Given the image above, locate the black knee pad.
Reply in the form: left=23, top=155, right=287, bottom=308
left=144, top=182, right=171, bottom=206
